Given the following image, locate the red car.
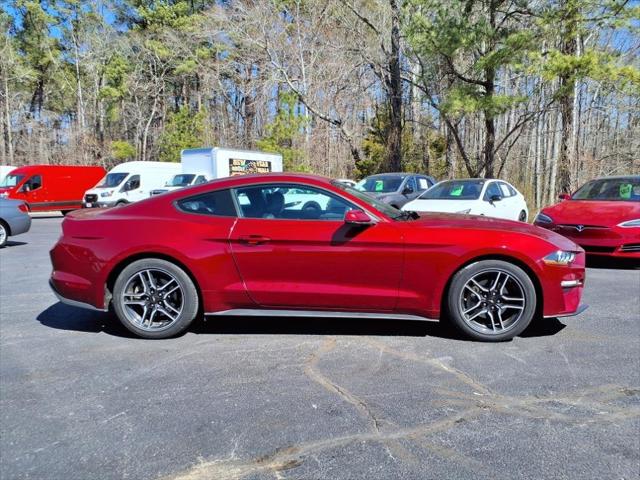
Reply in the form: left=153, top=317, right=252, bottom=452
left=534, top=176, right=640, bottom=259
left=50, top=174, right=586, bottom=341
left=0, top=165, right=107, bottom=213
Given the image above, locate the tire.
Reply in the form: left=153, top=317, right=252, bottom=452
left=0, top=221, right=8, bottom=248
left=518, top=210, right=527, bottom=222
left=112, top=258, right=199, bottom=339
left=302, top=201, right=321, bottom=212
left=115, top=201, right=127, bottom=207
left=446, top=260, right=536, bottom=341
left=61, top=210, right=73, bottom=216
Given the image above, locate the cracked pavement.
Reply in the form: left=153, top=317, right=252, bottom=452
left=1, top=217, right=639, bottom=479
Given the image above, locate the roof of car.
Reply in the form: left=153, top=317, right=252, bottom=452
left=592, top=175, right=640, bottom=180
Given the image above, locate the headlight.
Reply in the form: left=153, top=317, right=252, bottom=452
left=456, top=208, right=471, bottom=214
left=534, top=212, right=553, bottom=224
left=543, top=250, right=576, bottom=265
left=100, top=191, right=113, bottom=198
left=617, top=219, right=640, bottom=228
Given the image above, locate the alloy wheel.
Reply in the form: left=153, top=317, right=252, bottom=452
left=121, top=268, right=184, bottom=332
left=458, top=269, right=526, bottom=335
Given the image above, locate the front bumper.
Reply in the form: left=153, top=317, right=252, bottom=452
left=83, top=200, right=116, bottom=209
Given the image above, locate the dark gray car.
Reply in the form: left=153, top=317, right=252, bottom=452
left=354, top=173, right=436, bottom=209
left=0, top=198, right=31, bottom=247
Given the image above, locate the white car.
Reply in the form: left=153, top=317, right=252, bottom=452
left=402, top=179, right=529, bottom=222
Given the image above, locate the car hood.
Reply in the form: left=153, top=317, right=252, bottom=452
left=541, top=200, right=640, bottom=226
left=409, top=212, right=579, bottom=251
left=404, top=199, right=476, bottom=213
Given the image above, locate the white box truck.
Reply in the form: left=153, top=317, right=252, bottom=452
left=150, top=147, right=283, bottom=196
left=83, top=161, right=181, bottom=208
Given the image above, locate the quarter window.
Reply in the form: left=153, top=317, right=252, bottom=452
left=176, top=189, right=237, bottom=217
left=234, top=184, right=355, bottom=220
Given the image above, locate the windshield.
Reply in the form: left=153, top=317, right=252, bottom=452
left=419, top=180, right=484, bottom=200
left=332, top=181, right=410, bottom=220
left=97, top=172, right=128, bottom=188
left=571, top=177, right=640, bottom=201
left=355, top=175, right=405, bottom=193
left=167, top=174, right=196, bottom=187
left=0, top=174, right=24, bottom=188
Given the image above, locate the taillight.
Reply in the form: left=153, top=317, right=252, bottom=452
left=18, top=203, right=28, bottom=213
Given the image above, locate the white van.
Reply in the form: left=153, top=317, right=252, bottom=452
left=150, top=147, right=283, bottom=196
left=83, top=161, right=181, bottom=208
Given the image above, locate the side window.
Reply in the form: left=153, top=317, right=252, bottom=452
left=498, top=183, right=511, bottom=197
left=404, top=176, right=417, bottom=193
left=125, top=175, right=140, bottom=191
left=484, top=182, right=502, bottom=201
left=417, top=177, right=431, bottom=190
left=234, top=184, right=355, bottom=221
left=176, top=189, right=237, bottom=217
left=507, top=184, right=517, bottom=196
left=24, top=175, right=42, bottom=191
left=194, top=176, right=207, bottom=185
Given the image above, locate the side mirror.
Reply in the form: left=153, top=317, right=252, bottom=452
left=490, top=194, right=502, bottom=202
left=402, top=186, right=414, bottom=195
left=344, top=209, right=375, bottom=225
left=558, top=193, right=571, bottom=201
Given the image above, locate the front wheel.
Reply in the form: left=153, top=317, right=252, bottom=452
left=446, top=260, right=537, bottom=341
left=112, top=259, right=199, bottom=339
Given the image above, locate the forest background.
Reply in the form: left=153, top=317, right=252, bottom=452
left=1, top=0, right=639, bottom=209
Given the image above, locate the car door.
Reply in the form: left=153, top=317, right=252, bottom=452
left=228, top=183, right=404, bottom=311
left=20, top=174, right=45, bottom=210
left=497, top=182, right=518, bottom=220
left=481, top=181, right=508, bottom=219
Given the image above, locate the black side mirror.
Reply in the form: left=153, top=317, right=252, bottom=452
left=490, top=194, right=502, bottom=202
left=403, top=186, right=414, bottom=195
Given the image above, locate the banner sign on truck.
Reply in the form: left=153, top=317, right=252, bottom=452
left=229, top=158, right=272, bottom=176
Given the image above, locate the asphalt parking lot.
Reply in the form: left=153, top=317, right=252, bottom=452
left=1, top=216, right=639, bottom=480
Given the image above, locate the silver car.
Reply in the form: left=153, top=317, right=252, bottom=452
left=0, top=198, right=31, bottom=247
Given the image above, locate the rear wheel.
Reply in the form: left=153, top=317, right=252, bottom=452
left=0, top=221, right=8, bottom=247
left=112, top=259, right=199, bottom=339
left=446, top=260, right=536, bottom=341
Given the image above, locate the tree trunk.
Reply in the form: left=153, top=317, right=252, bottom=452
left=385, top=0, right=402, bottom=172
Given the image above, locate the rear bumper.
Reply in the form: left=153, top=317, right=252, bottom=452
left=8, top=213, right=31, bottom=236
left=49, top=278, right=108, bottom=312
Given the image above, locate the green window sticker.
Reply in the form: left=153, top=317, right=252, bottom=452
left=375, top=180, right=384, bottom=192
left=620, top=183, right=632, bottom=199
left=451, top=185, right=464, bottom=196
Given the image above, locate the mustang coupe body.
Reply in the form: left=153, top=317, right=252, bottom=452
left=50, top=174, right=586, bottom=341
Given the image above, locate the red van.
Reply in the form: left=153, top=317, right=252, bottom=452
left=0, top=165, right=107, bottom=214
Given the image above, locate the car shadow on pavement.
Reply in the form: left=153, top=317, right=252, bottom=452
left=586, top=256, right=639, bottom=270
left=38, top=302, right=567, bottom=341
left=2, top=241, right=28, bottom=248
left=37, top=302, right=136, bottom=338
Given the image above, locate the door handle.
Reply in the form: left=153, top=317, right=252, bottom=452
left=239, top=235, right=271, bottom=245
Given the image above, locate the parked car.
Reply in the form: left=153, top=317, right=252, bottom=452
left=150, top=147, right=283, bottom=196
left=83, top=161, right=181, bottom=208
left=403, top=179, right=529, bottom=222
left=0, top=198, right=31, bottom=247
left=336, top=178, right=356, bottom=187
left=50, top=173, right=586, bottom=342
left=354, top=173, right=436, bottom=209
left=0, top=165, right=106, bottom=214
left=534, top=175, right=640, bottom=258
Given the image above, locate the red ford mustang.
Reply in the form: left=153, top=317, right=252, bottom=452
left=50, top=174, right=586, bottom=341
left=534, top=176, right=640, bottom=259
